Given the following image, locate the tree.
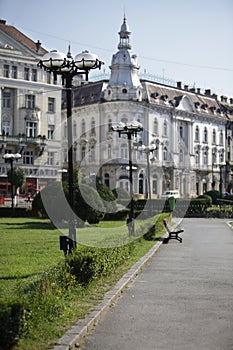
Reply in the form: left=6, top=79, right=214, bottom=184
left=7, top=167, right=25, bottom=195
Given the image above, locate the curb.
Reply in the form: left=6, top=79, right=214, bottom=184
left=53, top=236, right=167, bottom=350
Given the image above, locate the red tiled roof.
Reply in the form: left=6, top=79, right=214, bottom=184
left=0, top=19, right=47, bottom=55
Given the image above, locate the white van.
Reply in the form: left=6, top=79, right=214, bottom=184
left=161, top=190, right=180, bottom=199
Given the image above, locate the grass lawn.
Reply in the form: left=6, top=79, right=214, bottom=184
left=0, top=215, right=167, bottom=349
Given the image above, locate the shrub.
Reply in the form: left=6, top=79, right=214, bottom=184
left=112, top=187, right=130, bottom=205
left=66, top=243, right=135, bottom=286
left=197, top=194, right=212, bottom=207
left=89, top=181, right=117, bottom=214
left=204, top=190, right=222, bottom=205
left=74, top=184, right=105, bottom=224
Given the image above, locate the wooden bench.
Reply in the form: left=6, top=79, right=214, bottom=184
left=163, top=219, right=183, bottom=243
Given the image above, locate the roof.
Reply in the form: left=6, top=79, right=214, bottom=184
left=0, top=19, right=47, bottom=55
left=144, top=81, right=226, bottom=118
left=62, top=81, right=107, bottom=109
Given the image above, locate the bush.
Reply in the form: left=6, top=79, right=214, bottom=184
left=66, top=243, right=135, bottom=286
left=197, top=194, right=212, bottom=207
left=74, top=184, right=105, bottom=224
left=89, top=182, right=117, bottom=214
left=204, top=190, right=222, bottom=205
left=112, top=187, right=130, bottom=205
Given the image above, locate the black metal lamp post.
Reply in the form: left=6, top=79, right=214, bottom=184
left=3, top=152, right=22, bottom=211
left=38, top=49, right=103, bottom=253
left=112, top=121, right=143, bottom=235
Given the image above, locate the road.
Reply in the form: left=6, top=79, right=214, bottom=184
left=81, top=218, right=233, bottom=350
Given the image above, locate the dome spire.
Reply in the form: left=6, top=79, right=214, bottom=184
left=118, top=16, right=131, bottom=50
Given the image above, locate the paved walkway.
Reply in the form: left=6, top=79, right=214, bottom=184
left=80, top=219, right=233, bottom=350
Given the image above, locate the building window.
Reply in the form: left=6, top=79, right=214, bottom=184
left=26, top=122, right=37, bottom=137
left=24, top=67, right=30, bottom=80
left=81, top=119, right=86, bottom=134
left=153, top=118, right=158, bottom=135
left=203, top=127, right=208, bottom=143
left=2, top=121, right=10, bottom=135
left=195, top=126, right=199, bottom=141
left=47, top=152, right=54, bottom=165
left=139, top=173, right=144, bottom=194
left=25, top=95, right=35, bottom=109
left=121, top=143, right=128, bottom=159
left=81, top=146, right=86, bottom=160
left=212, top=151, right=217, bottom=164
left=12, top=66, right=17, bottom=79
left=108, top=119, right=112, bottom=132
left=212, top=129, right=216, bottom=144
left=163, top=146, right=168, bottom=161
left=3, top=65, right=10, bottom=78
left=91, top=118, right=95, bottom=134
left=48, top=125, right=54, bottom=140
left=46, top=72, right=51, bottom=84
left=179, top=126, right=183, bottom=138
left=104, top=173, right=110, bottom=187
left=32, top=69, right=37, bottom=82
left=107, top=144, right=112, bottom=159
left=203, top=150, right=208, bottom=165
left=48, top=97, right=55, bottom=112
left=219, top=131, right=223, bottom=145
left=219, top=151, right=224, bottom=163
left=23, top=151, right=34, bottom=165
left=179, top=149, right=184, bottom=162
left=152, top=174, right=158, bottom=194
left=163, top=121, right=168, bottom=136
left=3, top=91, right=11, bottom=108
left=89, top=145, right=95, bottom=161
left=73, top=121, right=77, bottom=138
left=195, top=149, right=200, bottom=164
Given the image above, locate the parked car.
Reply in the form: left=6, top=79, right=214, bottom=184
left=161, top=190, right=180, bottom=199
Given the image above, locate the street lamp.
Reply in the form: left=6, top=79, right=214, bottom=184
left=3, top=152, right=22, bottom=211
left=38, top=48, right=103, bottom=253
left=135, top=144, right=156, bottom=201
left=112, top=121, right=143, bottom=235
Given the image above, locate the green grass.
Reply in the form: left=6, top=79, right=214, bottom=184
left=0, top=215, right=168, bottom=350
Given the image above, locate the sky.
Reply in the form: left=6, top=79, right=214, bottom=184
left=0, top=0, right=233, bottom=98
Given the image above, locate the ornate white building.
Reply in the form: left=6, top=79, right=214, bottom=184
left=62, top=17, right=232, bottom=198
left=0, top=20, right=62, bottom=197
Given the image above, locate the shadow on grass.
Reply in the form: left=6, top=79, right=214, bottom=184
left=3, top=221, right=57, bottom=231
left=0, top=273, right=39, bottom=281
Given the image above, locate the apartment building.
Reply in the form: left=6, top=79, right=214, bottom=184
left=0, top=20, right=62, bottom=198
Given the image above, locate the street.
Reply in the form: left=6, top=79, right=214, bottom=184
left=81, top=219, right=233, bottom=350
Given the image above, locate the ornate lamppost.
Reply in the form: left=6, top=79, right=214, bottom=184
left=38, top=49, right=103, bottom=253
left=3, top=152, right=22, bottom=211
left=112, top=121, right=143, bottom=234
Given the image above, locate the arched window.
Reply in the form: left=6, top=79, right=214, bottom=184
left=81, top=145, right=86, bottom=160
left=139, top=173, right=144, bottom=194
left=204, top=127, right=208, bottom=143
left=219, top=131, right=223, bottom=145
left=179, top=149, right=184, bottom=162
left=212, top=129, right=216, bottom=144
left=195, top=126, right=199, bottom=141
left=73, top=121, right=77, bottom=138
left=179, top=126, right=183, bottom=138
left=163, top=120, right=168, bottom=136
left=163, top=146, right=168, bottom=161
left=91, top=118, right=95, bottom=134
left=89, top=145, right=95, bottom=162
left=203, top=149, right=208, bottom=165
left=195, top=149, right=200, bottom=164
left=108, top=118, right=112, bottom=132
left=153, top=118, right=158, bottom=135
left=152, top=174, right=158, bottom=194
left=104, top=173, right=110, bottom=187
left=107, top=144, right=112, bottom=159
left=81, top=119, right=85, bottom=134
left=121, top=143, right=128, bottom=159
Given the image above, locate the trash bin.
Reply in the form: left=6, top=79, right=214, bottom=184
left=168, top=196, right=176, bottom=212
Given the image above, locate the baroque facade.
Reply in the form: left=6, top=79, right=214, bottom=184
left=62, top=17, right=233, bottom=198
left=0, top=20, right=62, bottom=198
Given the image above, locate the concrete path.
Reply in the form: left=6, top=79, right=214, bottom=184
left=81, top=219, right=233, bottom=350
